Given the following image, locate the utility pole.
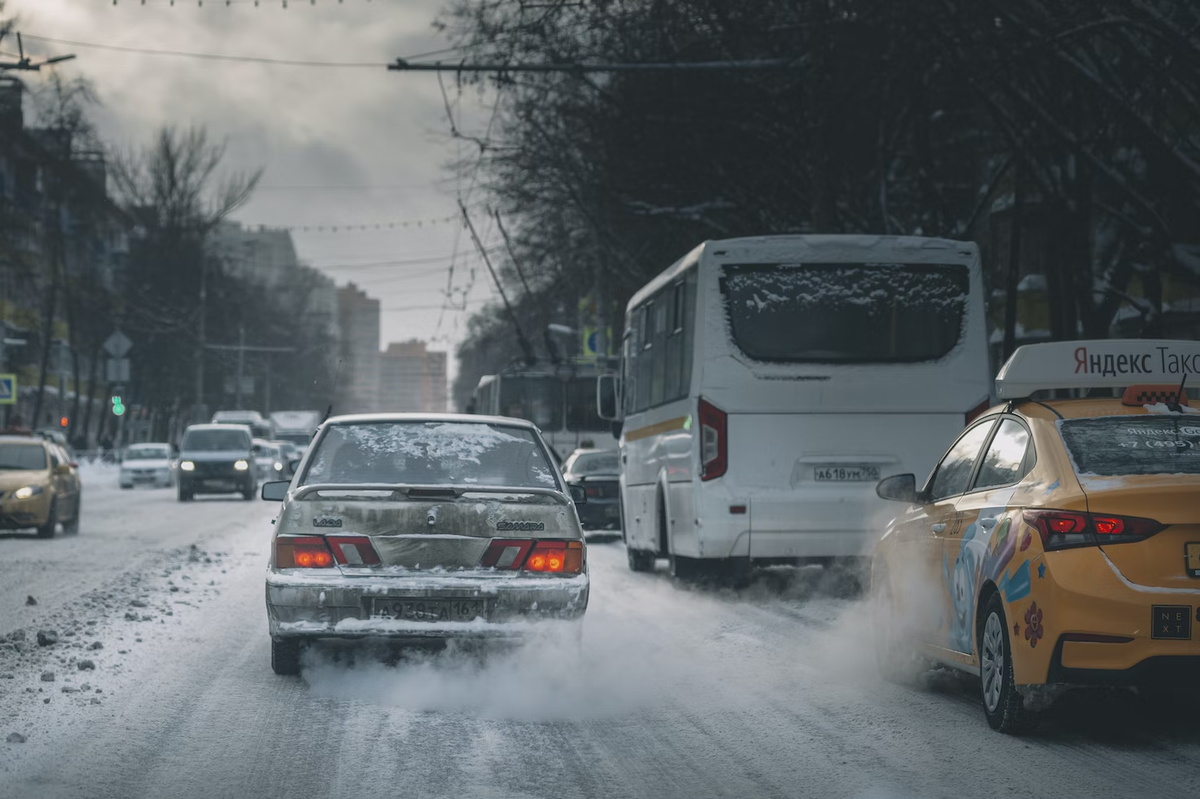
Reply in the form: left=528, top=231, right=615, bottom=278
left=235, top=324, right=246, bottom=409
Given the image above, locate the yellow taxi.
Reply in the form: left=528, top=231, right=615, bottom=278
left=871, top=339, right=1200, bottom=734
left=0, top=433, right=82, bottom=538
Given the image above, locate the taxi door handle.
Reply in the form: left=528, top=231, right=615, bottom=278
left=980, top=517, right=997, bottom=530
left=931, top=523, right=946, bottom=535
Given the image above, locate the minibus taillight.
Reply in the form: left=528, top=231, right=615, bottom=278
left=699, top=398, right=727, bottom=481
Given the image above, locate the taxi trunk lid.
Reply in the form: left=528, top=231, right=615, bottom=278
left=1086, top=478, right=1200, bottom=590
left=278, top=487, right=579, bottom=572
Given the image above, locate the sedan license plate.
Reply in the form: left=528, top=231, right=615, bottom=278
left=1151, top=605, right=1192, bottom=640
left=371, top=598, right=486, bottom=623
left=813, top=464, right=880, bottom=482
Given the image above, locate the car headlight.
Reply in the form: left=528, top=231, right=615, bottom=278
left=180, top=461, right=195, bottom=472
left=14, top=485, right=44, bottom=500
left=234, top=459, right=249, bottom=471
left=273, top=461, right=283, bottom=471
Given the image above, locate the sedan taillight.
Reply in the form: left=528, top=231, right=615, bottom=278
left=275, top=536, right=335, bottom=568
left=1023, top=510, right=1166, bottom=551
left=479, top=539, right=584, bottom=574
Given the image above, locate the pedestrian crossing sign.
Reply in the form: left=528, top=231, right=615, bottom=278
left=0, top=374, right=15, bottom=405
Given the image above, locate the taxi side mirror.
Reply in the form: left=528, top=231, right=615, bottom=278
left=55, top=462, right=71, bottom=476
left=876, top=473, right=918, bottom=504
left=261, top=481, right=289, bottom=502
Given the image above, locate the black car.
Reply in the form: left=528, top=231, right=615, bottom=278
left=561, top=448, right=621, bottom=531
left=176, top=424, right=258, bottom=501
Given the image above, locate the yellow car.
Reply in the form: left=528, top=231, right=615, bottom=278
left=872, top=339, right=1200, bottom=734
left=0, top=434, right=82, bottom=538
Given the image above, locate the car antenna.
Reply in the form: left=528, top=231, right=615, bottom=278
left=1168, top=372, right=1187, bottom=413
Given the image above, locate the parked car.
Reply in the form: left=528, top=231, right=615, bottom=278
left=119, top=443, right=176, bottom=489
left=561, top=448, right=621, bottom=531
left=261, top=413, right=590, bottom=675
left=177, top=424, right=258, bottom=501
left=0, top=433, right=82, bottom=538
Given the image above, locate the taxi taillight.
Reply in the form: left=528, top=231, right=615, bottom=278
left=275, top=536, right=335, bottom=569
left=479, top=539, right=584, bottom=574
left=1023, top=510, right=1165, bottom=551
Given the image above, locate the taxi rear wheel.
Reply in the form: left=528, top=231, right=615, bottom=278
left=62, top=496, right=80, bottom=535
left=271, top=637, right=302, bottom=676
left=980, top=593, right=1041, bottom=735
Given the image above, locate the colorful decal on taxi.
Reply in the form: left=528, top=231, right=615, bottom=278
left=944, top=519, right=989, bottom=653
left=998, top=560, right=1031, bottom=603
left=1023, top=602, right=1045, bottom=648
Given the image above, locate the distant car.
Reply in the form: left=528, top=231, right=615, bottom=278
left=872, top=339, right=1200, bottom=735
left=561, top=448, right=621, bottom=531
left=272, top=440, right=302, bottom=469
left=0, top=434, right=82, bottom=538
left=177, top=424, right=258, bottom=501
left=252, top=439, right=286, bottom=481
left=119, top=443, right=176, bottom=489
left=261, top=413, right=590, bottom=676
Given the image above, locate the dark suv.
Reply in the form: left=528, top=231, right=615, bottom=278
left=177, top=424, right=257, bottom=501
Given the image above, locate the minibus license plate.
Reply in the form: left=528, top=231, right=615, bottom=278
left=371, top=599, right=485, bottom=623
left=814, top=465, right=880, bottom=482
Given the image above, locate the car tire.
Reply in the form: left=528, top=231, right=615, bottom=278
left=980, top=593, right=1041, bottom=735
left=36, top=500, right=58, bottom=539
left=271, top=636, right=302, bottom=676
left=872, top=570, right=924, bottom=685
left=62, top=496, right=80, bottom=535
left=178, top=485, right=193, bottom=502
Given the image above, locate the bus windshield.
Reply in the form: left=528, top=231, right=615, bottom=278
left=720, top=263, right=968, bottom=364
left=498, top=377, right=564, bottom=431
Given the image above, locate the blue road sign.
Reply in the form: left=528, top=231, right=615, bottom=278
left=0, top=374, right=15, bottom=405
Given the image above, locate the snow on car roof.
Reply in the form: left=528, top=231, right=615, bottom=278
left=324, top=412, right=538, bottom=429
left=996, top=339, right=1200, bottom=399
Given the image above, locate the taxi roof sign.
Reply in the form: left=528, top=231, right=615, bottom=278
left=995, top=339, right=1200, bottom=399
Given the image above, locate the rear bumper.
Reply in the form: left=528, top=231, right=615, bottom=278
left=577, top=499, right=621, bottom=529
left=1010, top=549, right=1200, bottom=686
left=265, top=569, right=589, bottom=639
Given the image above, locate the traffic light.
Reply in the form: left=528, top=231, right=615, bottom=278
left=111, top=396, right=125, bottom=417
left=59, top=416, right=68, bottom=428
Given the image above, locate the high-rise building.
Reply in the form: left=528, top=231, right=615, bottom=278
left=336, top=284, right=381, bottom=413
left=379, top=339, right=448, bottom=413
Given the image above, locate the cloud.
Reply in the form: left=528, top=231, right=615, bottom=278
left=8, top=0, right=497, bottom=383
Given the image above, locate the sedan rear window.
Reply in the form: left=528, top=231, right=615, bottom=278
left=0, top=444, right=47, bottom=471
left=1058, top=417, right=1200, bottom=477
left=302, top=422, right=557, bottom=489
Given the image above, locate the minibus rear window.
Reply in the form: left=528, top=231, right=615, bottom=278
left=720, top=263, right=968, bottom=364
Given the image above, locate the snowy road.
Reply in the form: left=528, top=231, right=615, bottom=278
left=2, top=471, right=1199, bottom=799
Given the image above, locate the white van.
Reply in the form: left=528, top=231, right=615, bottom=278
left=599, top=235, right=991, bottom=579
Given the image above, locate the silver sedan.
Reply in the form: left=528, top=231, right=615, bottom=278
left=261, top=413, right=590, bottom=675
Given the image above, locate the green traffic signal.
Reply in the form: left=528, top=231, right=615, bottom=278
left=111, top=396, right=126, bottom=417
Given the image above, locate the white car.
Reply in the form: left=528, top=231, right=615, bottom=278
left=252, top=440, right=286, bottom=482
left=119, top=443, right=176, bottom=489
left=261, top=413, right=590, bottom=675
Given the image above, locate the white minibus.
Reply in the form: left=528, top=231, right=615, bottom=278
left=598, top=235, right=991, bottom=580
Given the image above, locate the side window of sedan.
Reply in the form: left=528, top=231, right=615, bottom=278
left=973, top=419, right=1033, bottom=491
left=48, top=447, right=60, bottom=469
left=928, top=421, right=994, bottom=501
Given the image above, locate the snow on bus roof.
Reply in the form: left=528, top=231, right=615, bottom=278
left=995, top=339, right=1200, bottom=399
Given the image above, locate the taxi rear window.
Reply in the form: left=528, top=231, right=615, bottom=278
left=1058, top=417, right=1200, bottom=477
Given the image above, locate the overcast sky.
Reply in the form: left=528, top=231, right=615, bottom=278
left=8, top=0, right=499, bottom=388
